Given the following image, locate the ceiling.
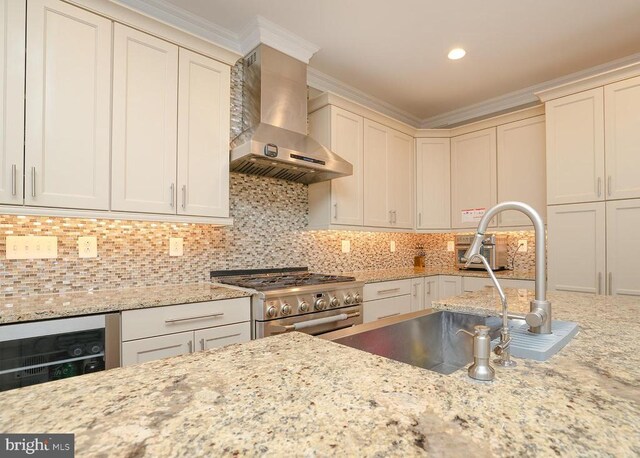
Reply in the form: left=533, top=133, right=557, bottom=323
left=131, top=0, right=640, bottom=126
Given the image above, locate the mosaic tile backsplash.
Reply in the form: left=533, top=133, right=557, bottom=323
left=0, top=172, right=537, bottom=297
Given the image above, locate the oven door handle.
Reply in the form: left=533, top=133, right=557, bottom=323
left=272, top=311, right=360, bottom=333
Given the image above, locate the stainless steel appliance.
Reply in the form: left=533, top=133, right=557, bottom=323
left=0, top=314, right=120, bottom=392
left=211, top=268, right=364, bottom=338
left=230, top=44, right=353, bottom=184
left=455, top=233, right=508, bottom=270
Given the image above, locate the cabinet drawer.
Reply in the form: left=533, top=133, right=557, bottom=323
left=122, top=297, right=250, bottom=341
left=121, top=331, right=193, bottom=367
left=463, top=277, right=493, bottom=292
left=500, top=279, right=534, bottom=289
left=194, top=322, right=250, bottom=351
left=363, top=279, right=411, bottom=301
left=363, top=295, right=412, bottom=323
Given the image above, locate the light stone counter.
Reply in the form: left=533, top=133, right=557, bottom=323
left=0, top=283, right=251, bottom=325
left=341, top=267, right=535, bottom=283
left=0, top=290, right=638, bottom=456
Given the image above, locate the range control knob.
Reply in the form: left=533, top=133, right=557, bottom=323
left=353, top=293, right=362, bottom=304
left=298, top=301, right=309, bottom=313
left=329, top=297, right=340, bottom=308
left=344, top=294, right=353, bottom=305
left=281, top=303, right=292, bottom=316
left=266, top=306, right=278, bottom=318
left=314, top=298, right=328, bottom=311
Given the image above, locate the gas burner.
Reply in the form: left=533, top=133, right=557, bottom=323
left=210, top=268, right=356, bottom=292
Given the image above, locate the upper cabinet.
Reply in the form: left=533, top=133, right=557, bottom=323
left=545, top=88, right=605, bottom=205
left=450, top=127, right=497, bottom=228
left=177, top=48, right=230, bottom=218
left=111, top=24, right=179, bottom=214
left=416, top=138, right=450, bottom=230
left=308, top=106, right=364, bottom=227
left=25, top=0, right=112, bottom=210
left=363, top=119, right=414, bottom=229
left=604, top=76, right=640, bottom=200
left=0, top=0, right=25, bottom=205
left=496, top=116, right=546, bottom=226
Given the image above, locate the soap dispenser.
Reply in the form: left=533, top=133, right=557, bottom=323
left=457, top=325, right=495, bottom=382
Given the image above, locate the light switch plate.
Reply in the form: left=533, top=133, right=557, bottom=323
left=6, top=236, right=58, bottom=259
left=169, top=237, right=184, bottom=256
left=447, top=241, right=455, bottom=252
left=390, top=241, right=396, bottom=252
left=78, top=236, right=98, bottom=258
left=518, top=240, right=528, bottom=252
left=341, top=240, right=351, bottom=253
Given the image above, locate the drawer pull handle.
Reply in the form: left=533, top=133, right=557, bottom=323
left=378, top=312, right=400, bottom=320
left=377, top=288, right=401, bottom=294
left=165, top=312, right=224, bottom=324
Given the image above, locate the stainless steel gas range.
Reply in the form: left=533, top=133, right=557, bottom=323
left=211, top=268, right=364, bottom=338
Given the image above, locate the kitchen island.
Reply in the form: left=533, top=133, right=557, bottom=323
left=0, top=290, right=638, bottom=456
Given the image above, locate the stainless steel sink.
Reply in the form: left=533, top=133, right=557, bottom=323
left=322, top=309, right=501, bottom=375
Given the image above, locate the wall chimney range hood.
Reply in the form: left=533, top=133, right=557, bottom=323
left=230, top=45, right=353, bottom=184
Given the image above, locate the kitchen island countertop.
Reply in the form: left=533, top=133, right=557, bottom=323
left=0, top=289, right=638, bottom=456
left=341, top=266, right=535, bottom=283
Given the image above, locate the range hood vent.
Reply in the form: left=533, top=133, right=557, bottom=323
left=230, top=45, right=352, bottom=184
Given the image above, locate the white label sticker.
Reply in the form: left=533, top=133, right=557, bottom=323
left=461, top=208, right=486, bottom=223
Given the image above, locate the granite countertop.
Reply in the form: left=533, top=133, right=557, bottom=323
left=0, top=290, right=638, bottom=456
left=0, top=283, right=251, bottom=325
left=341, top=266, right=536, bottom=283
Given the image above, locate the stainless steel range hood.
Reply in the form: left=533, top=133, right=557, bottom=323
left=230, top=44, right=352, bottom=184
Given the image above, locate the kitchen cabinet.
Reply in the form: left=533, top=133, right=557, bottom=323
left=410, top=278, right=424, bottom=312
left=547, top=202, right=606, bottom=294
left=415, top=138, right=451, bottom=229
left=363, top=279, right=411, bottom=301
left=308, top=106, right=364, bottom=227
left=0, top=0, right=25, bottom=205
left=177, top=48, right=230, bottom=218
left=606, top=199, right=640, bottom=296
left=545, top=88, right=605, bottom=205
left=24, top=0, right=111, bottom=210
left=496, top=116, right=546, bottom=226
left=463, top=276, right=534, bottom=292
left=450, top=128, right=497, bottom=228
left=604, top=76, right=640, bottom=200
left=121, top=298, right=251, bottom=366
left=363, top=296, right=412, bottom=323
left=424, top=277, right=439, bottom=308
left=111, top=24, right=179, bottom=214
left=363, top=119, right=414, bottom=229
left=438, top=275, right=462, bottom=299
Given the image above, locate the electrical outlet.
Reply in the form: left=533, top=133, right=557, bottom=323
left=6, top=236, right=58, bottom=259
left=447, top=241, right=455, bottom=252
left=390, top=241, right=396, bottom=252
left=169, top=237, right=184, bottom=256
left=78, top=236, right=97, bottom=258
left=518, top=240, right=528, bottom=252
left=341, top=240, right=351, bottom=253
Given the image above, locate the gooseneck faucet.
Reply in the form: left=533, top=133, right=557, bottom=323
left=462, top=201, right=552, bottom=335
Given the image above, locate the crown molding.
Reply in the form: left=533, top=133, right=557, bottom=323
left=307, top=67, right=422, bottom=128
left=239, top=16, right=319, bottom=63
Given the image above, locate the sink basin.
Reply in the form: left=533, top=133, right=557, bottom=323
left=322, top=309, right=501, bottom=375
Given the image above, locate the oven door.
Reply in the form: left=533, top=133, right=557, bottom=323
left=255, top=305, right=363, bottom=338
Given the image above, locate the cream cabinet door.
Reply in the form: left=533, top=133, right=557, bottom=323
left=416, top=138, right=451, bottom=229
left=0, top=0, right=25, bottom=205
left=363, top=295, right=412, bottom=323
left=438, top=275, right=462, bottom=299
left=497, top=116, right=546, bottom=226
left=424, top=277, right=439, bottom=308
left=121, top=331, right=194, bottom=367
left=194, top=322, right=251, bottom=351
left=547, top=203, right=606, bottom=294
left=330, top=107, right=364, bottom=226
left=546, top=88, right=605, bottom=205
left=451, top=128, right=497, bottom=228
left=112, top=24, right=178, bottom=214
left=410, top=278, right=424, bottom=312
left=177, top=49, right=230, bottom=217
left=604, top=76, right=640, bottom=200
left=389, top=129, right=414, bottom=228
left=363, top=119, right=391, bottom=227
left=25, top=0, right=111, bottom=210
left=606, top=199, right=640, bottom=296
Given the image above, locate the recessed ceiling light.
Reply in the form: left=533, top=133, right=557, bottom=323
left=448, top=48, right=466, bottom=60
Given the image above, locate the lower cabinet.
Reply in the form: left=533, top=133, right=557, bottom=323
left=463, top=276, right=534, bottom=292
left=363, top=295, right=412, bottom=323
left=410, top=278, right=424, bottom=312
left=438, top=276, right=463, bottom=299
left=424, top=277, right=439, bottom=308
left=121, top=297, right=251, bottom=367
